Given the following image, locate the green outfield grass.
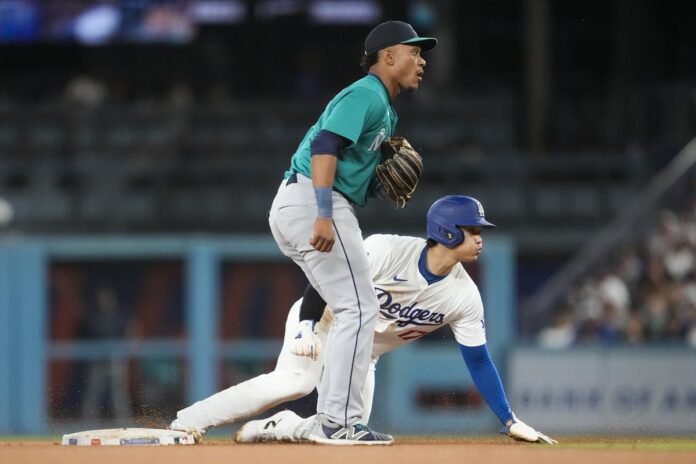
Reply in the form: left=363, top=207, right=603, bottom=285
left=553, top=438, right=696, bottom=452
left=396, top=436, right=696, bottom=451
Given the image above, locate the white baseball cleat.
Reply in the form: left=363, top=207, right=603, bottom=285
left=168, top=419, right=205, bottom=444
left=235, top=410, right=303, bottom=443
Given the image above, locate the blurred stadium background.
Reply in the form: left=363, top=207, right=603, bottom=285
left=0, top=0, right=694, bottom=438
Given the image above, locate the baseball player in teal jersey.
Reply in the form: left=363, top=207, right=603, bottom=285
left=267, top=21, right=436, bottom=445
left=287, top=76, right=395, bottom=207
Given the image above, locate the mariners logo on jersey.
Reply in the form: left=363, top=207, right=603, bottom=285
left=375, top=287, right=445, bottom=327
left=369, top=128, right=387, bottom=151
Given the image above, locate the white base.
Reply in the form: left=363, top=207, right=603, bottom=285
left=62, top=427, right=196, bottom=446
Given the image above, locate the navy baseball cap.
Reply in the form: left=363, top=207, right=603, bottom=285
left=364, top=20, right=438, bottom=55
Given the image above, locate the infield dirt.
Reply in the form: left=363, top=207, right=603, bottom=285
left=2, top=437, right=695, bottom=464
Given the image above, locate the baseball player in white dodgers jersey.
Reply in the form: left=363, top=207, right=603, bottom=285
left=264, top=21, right=436, bottom=445
left=170, top=196, right=556, bottom=445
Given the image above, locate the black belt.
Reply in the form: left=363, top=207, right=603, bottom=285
left=285, top=172, right=353, bottom=205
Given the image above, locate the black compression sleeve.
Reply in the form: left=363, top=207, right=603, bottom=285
left=310, top=129, right=350, bottom=156
left=299, top=284, right=326, bottom=322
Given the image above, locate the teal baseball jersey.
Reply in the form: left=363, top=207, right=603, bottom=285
left=286, top=74, right=398, bottom=207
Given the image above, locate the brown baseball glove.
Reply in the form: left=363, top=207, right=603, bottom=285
left=376, top=136, right=423, bottom=208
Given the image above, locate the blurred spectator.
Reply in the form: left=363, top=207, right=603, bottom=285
left=624, top=310, right=644, bottom=345
left=648, top=211, right=681, bottom=256
left=569, top=277, right=602, bottom=323
left=615, top=247, right=643, bottom=292
left=597, top=268, right=630, bottom=319
left=63, top=74, right=108, bottom=108
left=0, top=196, right=14, bottom=228
left=537, top=308, right=575, bottom=349
left=80, top=283, right=133, bottom=420
left=597, top=301, right=624, bottom=345
left=664, top=240, right=694, bottom=281
left=575, top=316, right=600, bottom=345
left=541, top=197, right=696, bottom=347
left=642, top=290, right=669, bottom=341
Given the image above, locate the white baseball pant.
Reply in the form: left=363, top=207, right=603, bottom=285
left=174, top=300, right=375, bottom=430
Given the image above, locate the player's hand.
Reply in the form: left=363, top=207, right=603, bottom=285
left=500, top=416, right=557, bottom=444
left=310, top=217, right=334, bottom=252
left=289, top=320, right=321, bottom=361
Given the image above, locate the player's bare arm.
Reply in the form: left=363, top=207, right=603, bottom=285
left=309, top=154, right=337, bottom=253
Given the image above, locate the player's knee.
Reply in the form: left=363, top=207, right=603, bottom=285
left=286, top=369, right=318, bottom=396
left=293, top=372, right=318, bottom=396
left=272, top=367, right=317, bottom=397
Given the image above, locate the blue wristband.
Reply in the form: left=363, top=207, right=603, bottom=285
left=314, top=187, right=333, bottom=218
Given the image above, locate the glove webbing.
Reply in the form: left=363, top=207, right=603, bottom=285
left=376, top=154, right=422, bottom=207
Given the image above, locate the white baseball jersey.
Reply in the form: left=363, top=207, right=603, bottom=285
left=174, top=233, right=487, bottom=433
left=365, top=234, right=487, bottom=358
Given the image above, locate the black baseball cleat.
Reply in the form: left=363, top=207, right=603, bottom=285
left=302, top=416, right=394, bottom=445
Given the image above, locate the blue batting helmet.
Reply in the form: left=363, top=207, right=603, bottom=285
left=426, top=195, right=496, bottom=248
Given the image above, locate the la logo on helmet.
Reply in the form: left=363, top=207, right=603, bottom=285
left=475, top=200, right=485, bottom=217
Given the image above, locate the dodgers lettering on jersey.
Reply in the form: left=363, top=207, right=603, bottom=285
left=364, top=234, right=487, bottom=358
left=375, top=288, right=446, bottom=327
left=286, top=74, right=397, bottom=207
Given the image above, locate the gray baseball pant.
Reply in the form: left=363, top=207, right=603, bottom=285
left=268, top=173, right=378, bottom=427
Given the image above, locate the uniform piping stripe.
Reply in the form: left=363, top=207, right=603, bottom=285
left=332, top=219, right=362, bottom=427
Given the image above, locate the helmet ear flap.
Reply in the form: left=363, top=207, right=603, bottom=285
left=440, top=225, right=464, bottom=247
